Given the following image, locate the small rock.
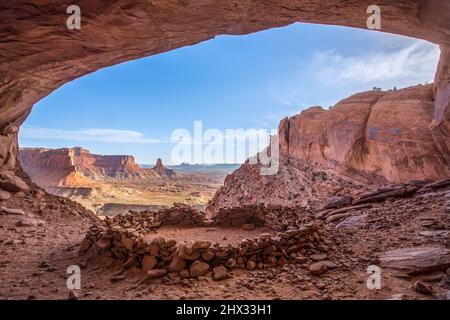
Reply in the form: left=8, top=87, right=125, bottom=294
left=1, top=206, right=25, bottom=215
left=189, top=261, right=209, bottom=277
left=278, top=256, right=287, bottom=266
left=111, top=275, right=126, bottom=283
left=320, top=260, right=339, bottom=269
left=16, top=217, right=45, bottom=228
left=201, top=250, right=215, bottom=261
left=169, top=256, right=187, bottom=272
left=179, top=269, right=190, bottom=279
left=212, top=266, right=227, bottom=281
left=246, top=260, right=257, bottom=271
left=309, top=262, right=328, bottom=275
left=413, top=281, right=433, bottom=296
left=147, top=269, right=168, bottom=279
left=142, top=255, right=158, bottom=271
left=294, top=255, right=308, bottom=263
left=311, top=254, right=328, bottom=261
left=68, top=290, right=79, bottom=300
left=192, top=241, right=211, bottom=251
left=0, top=190, right=11, bottom=201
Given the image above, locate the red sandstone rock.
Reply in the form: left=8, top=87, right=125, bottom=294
left=0, top=171, right=29, bottom=192
left=380, top=247, right=450, bottom=275
left=279, top=85, right=450, bottom=183
left=189, top=261, right=210, bottom=277
left=142, top=256, right=158, bottom=272
left=309, top=262, right=328, bottom=275
left=212, top=266, right=227, bottom=281
left=20, top=147, right=144, bottom=188
left=207, top=85, right=450, bottom=218
left=147, top=269, right=168, bottom=279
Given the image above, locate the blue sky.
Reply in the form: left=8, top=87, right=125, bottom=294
left=19, top=23, right=439, bottom=165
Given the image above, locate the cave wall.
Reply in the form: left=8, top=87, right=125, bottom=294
left=432, top=45, right=450, bottom=164
left=0, top=0, right=449, bottom=172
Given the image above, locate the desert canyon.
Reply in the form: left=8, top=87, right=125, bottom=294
left=0, top=0, right=450, bottom=301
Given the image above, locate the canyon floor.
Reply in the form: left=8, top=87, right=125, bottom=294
left=54, top=173, right=224, bottom=216
left=1, top=175, right=449, bottom=300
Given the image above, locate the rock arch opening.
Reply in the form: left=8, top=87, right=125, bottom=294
left=15, top=20, right=446, bottom=217
left=1, top=1, right=450, bottom=301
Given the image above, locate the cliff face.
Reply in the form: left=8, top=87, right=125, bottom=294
left=206, top=84, right=450, bottom=216
left=20, top=147, right=143, bottom=188
left=432, top=45, right=450, bottom=164
left=279, top=84, right=449, bottom=183
left=68, top=147, right=141, bottom=179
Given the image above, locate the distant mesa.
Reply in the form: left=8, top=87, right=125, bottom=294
left=19, top=147, right=174, bottom=189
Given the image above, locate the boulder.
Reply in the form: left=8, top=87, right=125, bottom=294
left=178, top=244, right=201, bottom=260
left=142, top=255, right=158, bottom=271
left=0, top=190, right=11, bottom=200
left=169, top=256, right=187, bottom=272
left=212, top=266, right=227, bottom=281
left=201, top=250, right=215, bottom=261
left=0, top=171, right=29, bottom=192
left=189, top=261, right=210, bottom=277
left=309, top=262, right=328, bottom=275
left=380, top=247, right=450, bottom=275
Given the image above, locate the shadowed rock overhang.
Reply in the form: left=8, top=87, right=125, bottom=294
left=0, top=0, right=449, bottom=173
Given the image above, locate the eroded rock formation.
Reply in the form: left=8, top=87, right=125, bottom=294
left=0, top=0, right=449, bottom=174
left=279, top=84, right=449, bottom=183
left=206, top=155, right=369, bottom=219
left=152, top=158, right=175, bottom=178
left=20, top=147, right=143, bottom=188
left=206, top=85, right=450, bottom=217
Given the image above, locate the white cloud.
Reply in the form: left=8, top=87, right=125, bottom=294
left=311, top=40, right=439, bottom=85
left=267, top=39, right=440, bottom=111
left=20, top=126, right=163, bottom=144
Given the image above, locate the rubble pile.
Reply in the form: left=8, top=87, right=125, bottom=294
left=105, top=203, right=207, bottom=232
left=81, top=219, right=324, bottom=280
left=212, top=205, right=314, bottom=231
